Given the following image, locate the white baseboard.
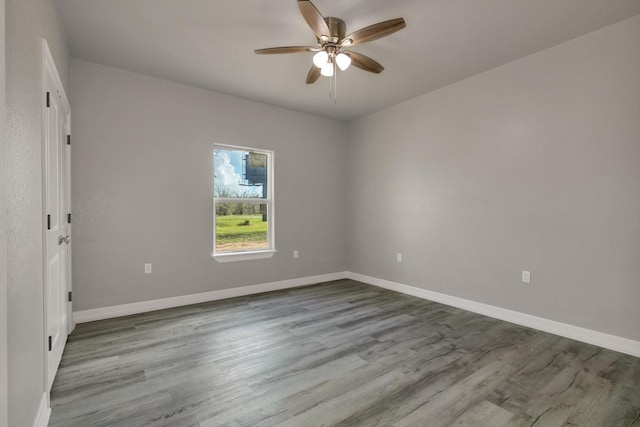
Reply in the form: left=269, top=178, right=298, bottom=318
left=347, top=272, right=640, bottom=358
left=73, top=270, right=640, bottom=358
left=32, top=393, right=50, bottom=427
left=73, top=272, right=349, bottom=323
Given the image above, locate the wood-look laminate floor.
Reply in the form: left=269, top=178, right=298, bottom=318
left=50, top=279, right=640, bottom=427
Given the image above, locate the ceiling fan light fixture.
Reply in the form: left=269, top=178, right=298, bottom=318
left=336, top=52, right=351, bottom=71
left=312, top=50, right=329, bottom=68
left=321, top=61, right=334, bottom=77
left=255, top=0, right=406, bottom=87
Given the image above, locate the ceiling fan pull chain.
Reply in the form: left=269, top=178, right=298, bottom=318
left=329, top=70, right=335, bottom=99
left=334, top=68, right=338, bottom=104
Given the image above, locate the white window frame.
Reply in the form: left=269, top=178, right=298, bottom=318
left=212, top=144, right=275, bottom=263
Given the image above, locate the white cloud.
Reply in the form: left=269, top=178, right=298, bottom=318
left=214, top=150, right=261, bottom=197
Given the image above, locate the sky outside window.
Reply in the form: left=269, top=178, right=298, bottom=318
left=214, top=149, right=264, bottom=198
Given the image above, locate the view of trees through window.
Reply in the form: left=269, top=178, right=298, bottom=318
left=213, top=147, right=271, bottom=253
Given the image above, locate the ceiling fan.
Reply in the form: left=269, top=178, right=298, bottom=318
left=255, top=0, right=406, bottom=84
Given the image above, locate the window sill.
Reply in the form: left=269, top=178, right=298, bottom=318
left=212, top=249, right=277, bottom=263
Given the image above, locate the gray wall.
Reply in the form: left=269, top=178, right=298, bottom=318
left=0, top=1, right=7, bottom=425
left=347, top=16, right=640, bottom=341
left=70, top=59, right=348, bottom=311
left=5, top=0, right=70, bottom=425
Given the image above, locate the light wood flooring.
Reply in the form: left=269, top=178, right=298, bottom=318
left=49, top=279, right=640, bottom=426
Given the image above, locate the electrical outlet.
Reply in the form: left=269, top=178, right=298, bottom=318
left=521, top=270, right=530, bottom=283
left=397, top=253, right=402, bottom=262
left=293, top=250, right=299, bottom=259
left=145, top=263, right=152, bottom=274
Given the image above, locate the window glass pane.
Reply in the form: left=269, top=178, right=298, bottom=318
left=214, top=149, right=268, bottom=198
left=215, top=202, right=268, bottom=253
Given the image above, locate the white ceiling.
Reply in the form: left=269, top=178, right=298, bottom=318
left=56, top=0, right=640, bottom=122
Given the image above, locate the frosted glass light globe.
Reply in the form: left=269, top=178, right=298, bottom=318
left=336, top=53, right=351, bottom=71
left=321, top=61, right=334, bottom=77
left=313, top=51, right=329, bottom=68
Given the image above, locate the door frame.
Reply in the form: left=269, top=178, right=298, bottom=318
left=64, top=117, right=72, bottom=335
left=41, top=38, right=72, bottom=397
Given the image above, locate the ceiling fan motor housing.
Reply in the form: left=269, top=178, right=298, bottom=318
left=324, top=17, right=346, bottom=43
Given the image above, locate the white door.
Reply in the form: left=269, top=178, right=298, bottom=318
left=43, top=41, right=71, bottom=391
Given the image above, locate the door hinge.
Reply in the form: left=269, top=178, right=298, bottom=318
left=68, top=291, right=73, bottom=302
left=47, top=214, right=51, bottom=230
left=48, top=336, right=52, bottom=352
left=67, top=134, right=71, bottom=145
left=46, top=91, right=50, bottom=108
left=67, top=213, right=71, bottom=224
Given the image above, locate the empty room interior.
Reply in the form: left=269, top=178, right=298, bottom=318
left=2, top=0, right=640, bottom=426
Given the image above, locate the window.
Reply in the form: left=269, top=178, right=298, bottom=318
left=212, top=145, right=275, bottom=262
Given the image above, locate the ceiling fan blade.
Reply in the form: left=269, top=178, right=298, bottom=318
left=306, top=65, right=321, bottom=84
left=298, top=0, right=331, bottom=40
left=342, top=18, right=406, bottom=46
left=347, top=51, right=384, bottom=74
left=254, top=46, right=317, bottom=54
